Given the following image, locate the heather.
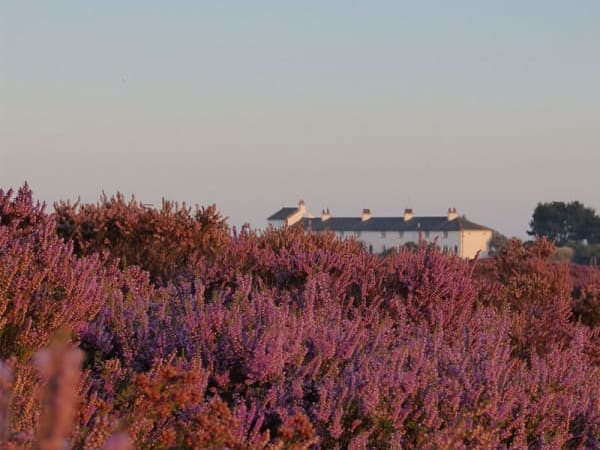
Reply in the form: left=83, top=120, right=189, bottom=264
left=53, top=192, right=230, bottom=284
left=1, top=186, right=599, bottom=449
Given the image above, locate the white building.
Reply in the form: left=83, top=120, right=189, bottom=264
left=267, top=201, right=493, bottom=259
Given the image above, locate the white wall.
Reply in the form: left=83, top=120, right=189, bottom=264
left=421, top=231, right=462, bottom=255
left=338, top=229, right=462, bottom=255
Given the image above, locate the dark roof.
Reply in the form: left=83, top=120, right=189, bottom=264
left=267, top=207, right=299, bottom=221
left=448, top=217, right=491, bottom=231
left=300, top=216, right=491, bottom=232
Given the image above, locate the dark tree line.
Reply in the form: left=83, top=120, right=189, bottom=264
left=528, top=201, right=600, bottom=264
left=528, top=201, right=600, bottom=246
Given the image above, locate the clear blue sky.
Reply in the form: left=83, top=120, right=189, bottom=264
left=2, top=1, right=599, bottom=237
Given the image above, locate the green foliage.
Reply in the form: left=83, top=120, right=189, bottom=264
left=528, top=201, right=600, bottom=246
left=573, top=243, right=600, bottom=265
left=488, top=230, right=508, bottom=256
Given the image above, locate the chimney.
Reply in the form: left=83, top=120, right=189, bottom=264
left=361, top=208, right=371, bottom=221
left=404, top=208, right=413, bottom=222
left=298, top=200, right=306, bottom=213
left=321, top=208, right=331, bottom=221
left=447, top=207, right=458, bottom=221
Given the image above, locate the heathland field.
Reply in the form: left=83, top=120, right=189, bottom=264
left=1, top=185, right=599, bottom=449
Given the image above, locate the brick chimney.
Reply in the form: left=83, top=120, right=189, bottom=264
left=298, top=200, right=306, bottom=214
left=404, top=208, right=413, bottom=222
left=447, top=207, right=458, bottom=221
left=321, top=208, right=331, bottom=221
left=361, top=208, right=371, bottom=221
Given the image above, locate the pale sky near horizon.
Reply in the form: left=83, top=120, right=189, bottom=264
left=1, top=2, right=599, bottom=238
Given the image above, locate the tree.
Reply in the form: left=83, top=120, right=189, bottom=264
left=488, top=230, right=509, bottom=256
left=528, top=201, right=600, bottom=246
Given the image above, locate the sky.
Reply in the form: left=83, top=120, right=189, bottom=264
left=1, top=1, right=599, bottom=238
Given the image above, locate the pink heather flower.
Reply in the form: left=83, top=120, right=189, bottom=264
left=102, top=432, right=133, bottom=450
left=34, top=341, right=84, bottom=450
left=0, top=361, right=13, bottom=444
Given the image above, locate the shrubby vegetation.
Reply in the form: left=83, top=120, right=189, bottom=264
left=53, top=192, right=230, bottom=283
left=1, top=184, right=600, bottom=449
left=529, top=201, right=600, bottom=264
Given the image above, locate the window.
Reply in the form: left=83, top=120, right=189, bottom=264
left=443, top=231, right=448, bottom=239
left=381, top=231, right=386, bottom=238
left=454, top=245, right=459, bottom=254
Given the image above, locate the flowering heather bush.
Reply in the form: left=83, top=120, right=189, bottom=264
left=54, top=193, right=230, bottom=283
left=473, top=238, right=579, bottom=359
left=1, top=184, right=600, bottom=449
left=0, top=186, right=108, bottom=442
left=572, top=264, right=600, bottom=328
left=0, top=189, right=105, bottom=360
left=0, top=184, right=49, bottom=236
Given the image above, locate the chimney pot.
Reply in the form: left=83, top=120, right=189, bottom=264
left=361, top=208, right=371, bottom=221
left=321, top=208, right=331, bottom=221
left=404, top=208, right=414, bottom=222
left=447, top=207, right=458, bottom=221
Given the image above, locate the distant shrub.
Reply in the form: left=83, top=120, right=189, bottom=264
left=554, top=245, right=575, bottom=262
left=54, top=193, right=230, bottom=283
left=574, top=243, right=600, bottom=265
